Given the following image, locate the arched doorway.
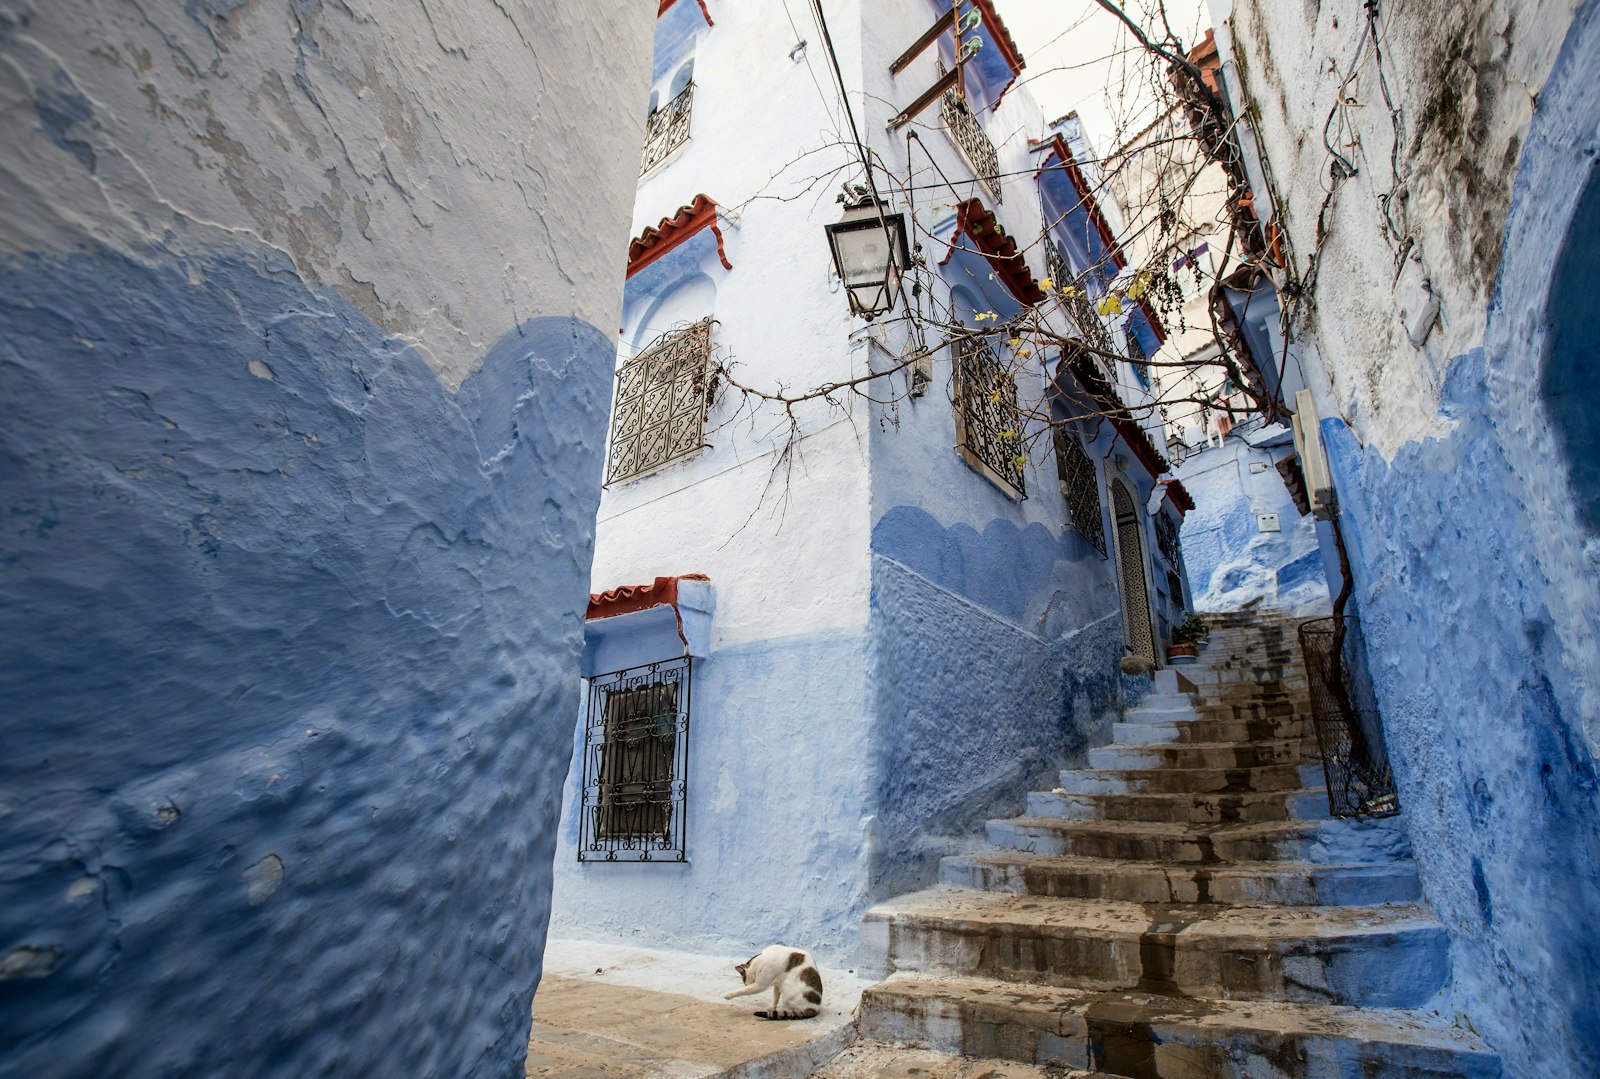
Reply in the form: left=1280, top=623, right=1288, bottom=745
left=1112, top=478, right=1156, bottom=664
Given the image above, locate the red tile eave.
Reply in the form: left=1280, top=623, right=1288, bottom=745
left=972, top=0, right=1025, bottom=79
left=944, top=199, right=1047, bottom=306
left=1136, top=296, right=1168, bottom=344
left=1065, top=351, right=1170, bottom=479
left=626, top=195, right=733, bottom=279
left=657, top=0, right=713, bottom=26
left=1045, top=135, right=1128, bottom=272
left=1162, top=478, right=1195, bottom=516
left=588, top=573, right=710, bottom=621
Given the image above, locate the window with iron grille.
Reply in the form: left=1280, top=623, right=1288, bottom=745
left=1053, top=425, right=1106, bottom=554
left=606, top=319, right=715, bottom=485
left=1125, top=327, right=1151, bottom=386
left=1155, top=508, right=1182, bottom=570
left=953, top=337, right=1026, bottom=497
left=1061, top=284, right=1117, bottom=366
left=941, top=90, right=1002, bottom=201
left=578, top=657, right=691, bottom=862
left=640, top=82, right=693, bottom=177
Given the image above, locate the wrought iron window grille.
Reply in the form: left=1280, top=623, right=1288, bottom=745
left=1053, top=425, right=1107, bottom=555
left=1298, top=616, right=1399, bottom=818
left=640, top=82, right=694, bottom=178
left=606, top=318, right=716, bottom=485
left=953, top=336, right=1026, bottom=497
left=941, top=89, right=1002, bottom=201
left=1044, top=236, right=1071, bottom=291
left=1060, top=281, right=1117, bottom=368
left=1155, top=508, right=1181, bottom=570
left=1125, top=328, right=1152, bottom=387
left=578, top=656, right=692, bottom=862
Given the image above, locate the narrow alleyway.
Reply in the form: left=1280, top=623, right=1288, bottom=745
left=849, top=613, right=1501, bottom=1077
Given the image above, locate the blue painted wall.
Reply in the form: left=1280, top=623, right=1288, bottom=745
left=0, top=246, right=613, bottom=1076
left=1308, top=13, right=1600, bottom=1066
left=863, top=349, right=1131, bottom=901
left=551, top=631, right=876, bottom=967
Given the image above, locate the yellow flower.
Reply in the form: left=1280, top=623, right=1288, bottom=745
left=999, top=429, right=1016, bottom=440
left=1008, top=337, right=1023, bottom=347
left=1040, top=277, right=1055, bottom=291
left=1012, top=454, right=1028, bottom=468
left=1097, top=295, right=1124, bottom=316
left=988, top=390, right=1002, bottom=403
left=1019, top=348, right=1032, bottom=359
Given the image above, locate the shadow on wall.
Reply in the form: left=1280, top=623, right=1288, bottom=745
left=0, top=245, right=612, bottom=1077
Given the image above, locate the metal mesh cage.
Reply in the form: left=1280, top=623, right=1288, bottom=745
left=1298, top=616, right=1399, bottom=818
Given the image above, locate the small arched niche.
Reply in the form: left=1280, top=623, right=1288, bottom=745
left=1542, top=160, right=1600, bottom=534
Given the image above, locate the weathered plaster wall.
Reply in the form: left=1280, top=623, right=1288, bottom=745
left=0, top=2, right=651, bottom=1075
left=1176, top=429, right=1330, bottom=616
left=1212, top=0, right=1600, bottom=1072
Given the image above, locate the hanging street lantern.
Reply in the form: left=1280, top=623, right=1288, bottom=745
left=824, top=192, right=911, bottom=320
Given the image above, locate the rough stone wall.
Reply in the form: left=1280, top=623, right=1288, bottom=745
left=0, top=2, right=650, bottom=1075
left=1214, top=0, right=1600, bottom=1072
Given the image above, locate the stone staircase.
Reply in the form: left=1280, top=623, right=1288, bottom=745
left=851, top=612, right=1500, bottom=1078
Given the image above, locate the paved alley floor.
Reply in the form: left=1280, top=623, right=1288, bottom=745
left=525, top=938, right=870, bottom=1078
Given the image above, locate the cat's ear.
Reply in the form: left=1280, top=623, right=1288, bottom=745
left=734, top=963, right=747, bottom=978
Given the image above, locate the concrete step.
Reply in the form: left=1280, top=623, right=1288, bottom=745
left=856, top=975, right=1501, bottom=1078
left=984, top=816, right=1411, bottom=865
left=1025, top=787, right=1329, bottom=824
left=1110, top=717, right=1307, bottom=745
left=861, top=889, right=1449, bottom=1007
left=939, top=852, right=1421, bottom=906
left=1088, top=740, right=1305, bottom=771
left=1057, top=762, right=1323, bottom=796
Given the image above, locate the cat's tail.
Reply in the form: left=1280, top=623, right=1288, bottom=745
left=755, top=1009, right=819, bottom=1020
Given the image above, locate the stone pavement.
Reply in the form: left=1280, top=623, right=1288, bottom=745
left=525, top=938, right=869, bottom=1078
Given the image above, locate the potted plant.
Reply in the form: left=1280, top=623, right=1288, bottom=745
left=1166, top=613, right=1208, bottom=664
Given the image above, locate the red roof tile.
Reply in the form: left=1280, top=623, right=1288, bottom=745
left=626, top=195, right=732, bottom=279
left=942, top=198, right=1046, bottom=305
left=657, top=0, right=712, bottom=26
left=588, top=573, right=710, bottom=621
left=1040, top=134, right=1127, bottom=272
left=1161, top=478, right=1195, bottom=515
left=969, top=0, right=1025, bottom=108
left=1063, top=349, right=1170, bottom=480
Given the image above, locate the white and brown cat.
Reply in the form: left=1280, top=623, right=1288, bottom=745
left=723, top=945, right=823, bottom=1019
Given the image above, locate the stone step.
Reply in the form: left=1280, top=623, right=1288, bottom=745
left=939, top=852, right=1421, bottom=906
left=1088, top=740, right=1305, bottom=771
left=1110, top=717, right=1307, bottom=745
left=856, top=975, right=1501, bottom=1078
left=1026, top=787, right=1329, bottom=824
left=1057, top=762, right=1323, bottom=795
left=861, top=890, right=1449, bottom=1006
left=984, top=816, right=1411, bottom=865
left=812, top=1041, right=1099, bottom=1078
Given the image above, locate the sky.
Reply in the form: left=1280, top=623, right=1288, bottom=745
left=996, top=1, right=1212, bottom=155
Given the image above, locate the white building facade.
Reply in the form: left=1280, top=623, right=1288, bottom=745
left=550, top=0, right=1196, bottom=965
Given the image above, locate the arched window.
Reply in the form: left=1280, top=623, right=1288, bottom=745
left=669, top=58, right=694, bottom=100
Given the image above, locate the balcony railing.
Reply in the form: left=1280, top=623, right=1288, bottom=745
left=941, top=90, right=1001, bottom=201
left=640, top=83, right=693, bottom=178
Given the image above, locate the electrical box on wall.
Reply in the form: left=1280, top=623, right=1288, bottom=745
left=1257, top=512, right=1281, bottom=532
